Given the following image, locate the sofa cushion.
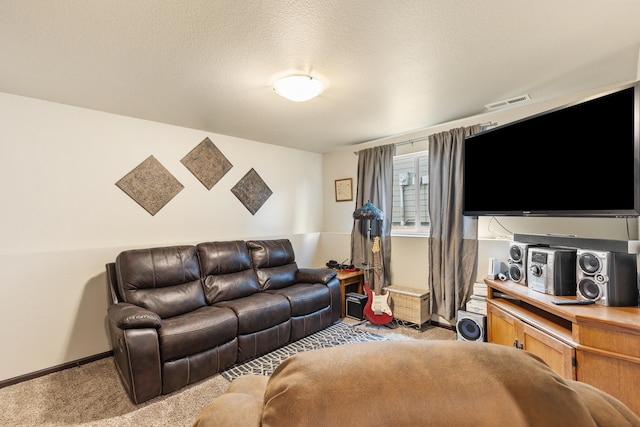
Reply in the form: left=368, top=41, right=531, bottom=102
left=204, top=269, right=262, bottom=303
left=267, top=283, right=330, bottom=317
left=193, top=341, right=640, bottom=427
left=193, top=375, right=268, bottom=427
left=216, top=293, right=291, bottom=335
left=566, top=380, right=640, bottom=426
left=256, top=263, right=298, bottom=291
left=262, top=340, right=610, bottom=427
left=247, top=239, right=295, bottom=267
left=198, top=240, right=261, bottom=303
left=158, top=305, right=238, bottom=362
left=247, top=240, right=298, bottom=290
left=116, top=245, right=206, bottom=318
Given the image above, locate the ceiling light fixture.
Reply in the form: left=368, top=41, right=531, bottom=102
left=273, top=75, right=324, bottom=102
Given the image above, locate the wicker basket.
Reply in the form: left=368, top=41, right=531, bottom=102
left=387, top=285, right=430, bottom=325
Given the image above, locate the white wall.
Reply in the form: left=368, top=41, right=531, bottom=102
left=0, top=92, right=324, bottom=381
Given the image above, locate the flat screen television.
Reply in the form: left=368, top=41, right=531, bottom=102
left=463, top=81, right=640, bottom=217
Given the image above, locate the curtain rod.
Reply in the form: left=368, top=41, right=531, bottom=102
left=354, top=121, right=498, bottom=155
left=393, top=121, right=498, bottom=147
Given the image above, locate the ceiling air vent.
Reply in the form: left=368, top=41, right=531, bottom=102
left=485, top=94, right=531, bottom=110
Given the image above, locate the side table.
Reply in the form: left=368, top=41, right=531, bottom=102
left=334, top=269, right=365, bottom=317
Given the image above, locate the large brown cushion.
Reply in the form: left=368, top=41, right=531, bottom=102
left=215, top=293, right=291, bottom=335
left=197, top=241, right=261, bottom=304
left=194, top=340, right=640, bottom=426
left=266, top=283, right=330, bottom=317
left=158, top=305, right=237, bottom=362
left=247, top=239, right=298, bottom=290
left=116, top=245, right=205, bottom=318
left=261, top=340, right=639, bottom=427
left=567, top=380, right=640, bottom=426
left=193, top=375, right=268, bottom=427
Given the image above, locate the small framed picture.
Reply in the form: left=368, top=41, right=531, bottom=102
left=335, top=178, right=353, bottom=202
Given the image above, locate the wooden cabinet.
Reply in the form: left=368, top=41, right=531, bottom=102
left=487, top=302, right=575, bottom=379
left=485, top=278, right=640, bottom=416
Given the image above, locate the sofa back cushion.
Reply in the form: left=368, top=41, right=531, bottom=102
left=262, top=340, right=608, bottom=427
left=197, top=241, right=260, bottom=304
left=247, top=240, right=298, bottom=291
left=116, top=245, right=206, bottom=319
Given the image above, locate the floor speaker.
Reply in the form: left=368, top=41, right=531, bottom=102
left=456, top=310, right=486, bottom=342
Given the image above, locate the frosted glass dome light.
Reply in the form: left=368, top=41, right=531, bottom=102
left=273, top=76, right=324, bottom=102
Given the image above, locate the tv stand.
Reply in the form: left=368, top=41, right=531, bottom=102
left=484, top=278, right=640, bottom=416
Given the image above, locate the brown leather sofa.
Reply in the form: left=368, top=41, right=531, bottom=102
left=105, top=239, right=340, bottom=404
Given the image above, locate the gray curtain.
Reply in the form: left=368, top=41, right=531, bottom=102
left=428, top=125, right=481, bottom=321
left=350, top=144, right=395, bottom=287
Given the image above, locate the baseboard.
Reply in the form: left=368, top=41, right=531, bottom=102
left=0, top=350, right=113, bottom=389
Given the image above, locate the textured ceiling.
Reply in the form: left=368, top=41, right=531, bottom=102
left=1, top=1, right=639, bottom=153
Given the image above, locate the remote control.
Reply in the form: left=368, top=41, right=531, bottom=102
left=551, top=299, right=595, bottom=305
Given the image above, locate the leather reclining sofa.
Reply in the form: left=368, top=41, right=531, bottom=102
left=105, top=239, right=340, bottom=404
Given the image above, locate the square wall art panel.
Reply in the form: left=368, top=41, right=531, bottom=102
left=181, top=137, right=233, bottom=190
left=231, top=168, right=273, bottom=215
left=115, top=155, right=184, bottom=216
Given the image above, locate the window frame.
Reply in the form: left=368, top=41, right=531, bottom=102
left=391, top=150, right=430, bottom=237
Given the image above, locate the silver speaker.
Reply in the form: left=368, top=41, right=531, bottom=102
left=456, top=310, right=486, bottom=342
left=508, top=241, right=537, bottom=285
left=576, top=249, right=638, bottom=307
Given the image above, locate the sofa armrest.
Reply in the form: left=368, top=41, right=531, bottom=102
left=108, top=303, right=162, bottom=330
left=296, top=268, right=337, bottom=285
left=107, top=303, right=163, bottom=403
left=296, top=268, right=341, bottom=323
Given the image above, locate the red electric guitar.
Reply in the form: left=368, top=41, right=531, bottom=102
left=363, top=237, right=393, bottom=325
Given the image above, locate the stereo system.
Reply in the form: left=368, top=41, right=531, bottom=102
left=456, top=310, right=486, bottom=342
left=499, top=237, right=639, bottom=307
left=527, top=247, right=577, bottom=296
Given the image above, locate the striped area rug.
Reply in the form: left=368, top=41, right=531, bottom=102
left=221, top=321, right=387, bottom=381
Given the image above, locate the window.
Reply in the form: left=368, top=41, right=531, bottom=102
left=391, top=151, right=429, bottom=235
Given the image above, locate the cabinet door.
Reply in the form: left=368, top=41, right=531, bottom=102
left=576, top=350, right=640, bottom=416
left=519, top=322, right=576, bottom=380
left=488, top=303, right=576, bottom=380
left=487, top=303, right=517, bottom=347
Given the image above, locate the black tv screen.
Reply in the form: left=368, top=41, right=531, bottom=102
left=463, top=82, right=640, bottom=217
